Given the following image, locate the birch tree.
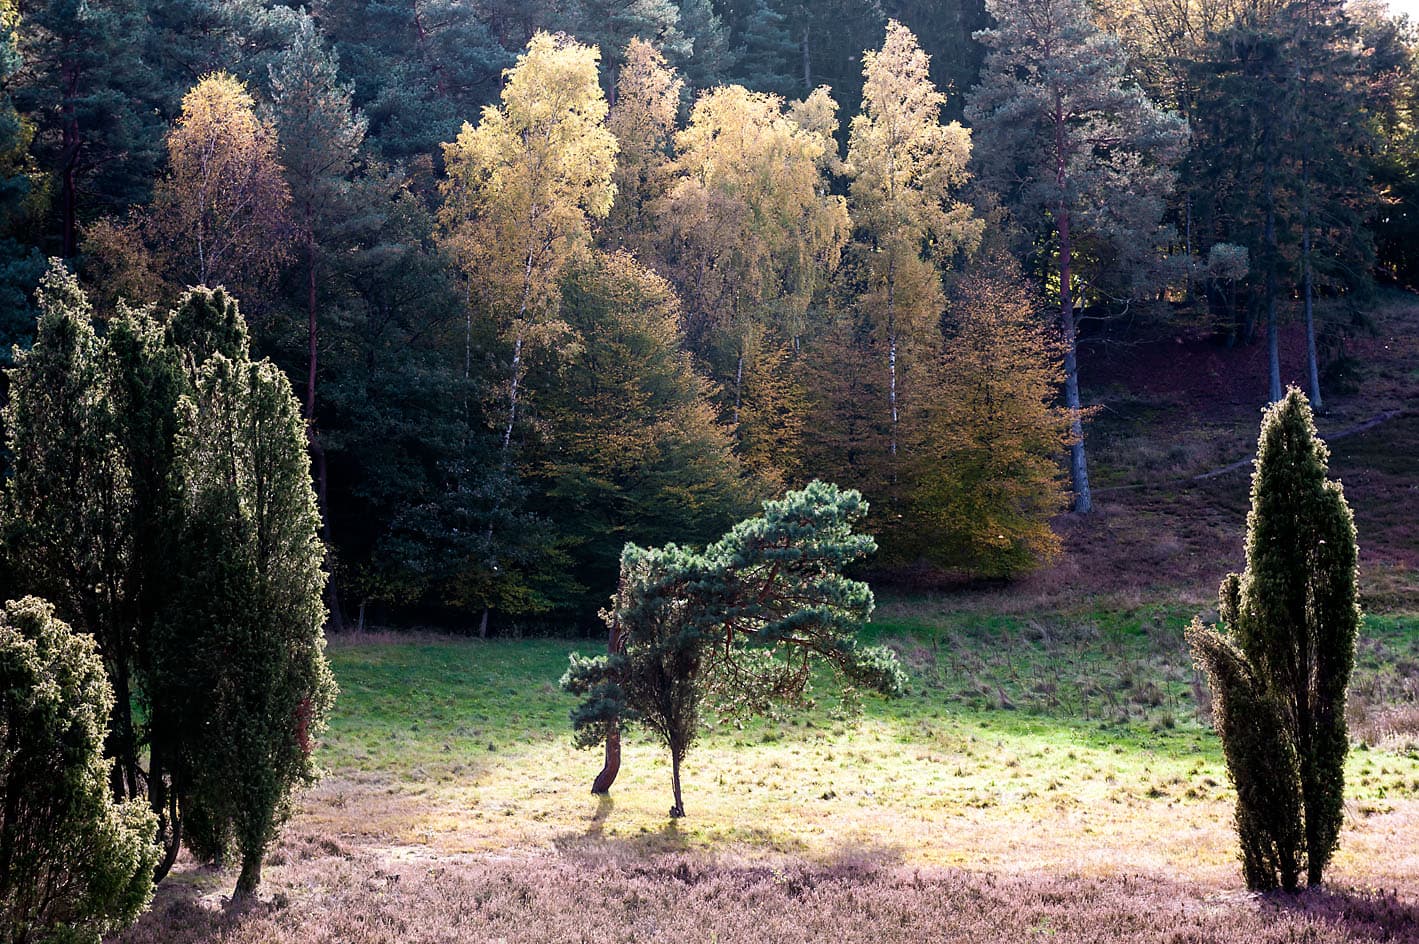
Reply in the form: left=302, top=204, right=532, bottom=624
left=604, top=37, right=682, bottom=253
left=655, top=83, right=848, bottom=468
left=846, top=20, right=979, bottom=467
left=152, top=73, right=292, bottom=293
left=967, top=0, right=1186, bottom=513
left=439, top=31, right=618, bottom=453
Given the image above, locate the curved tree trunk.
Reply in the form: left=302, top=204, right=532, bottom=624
left=147, top=751, right=182, bottom=882
left=234, top=854, right=262, bottom=901
left=591, top=620, right=624, bottom=794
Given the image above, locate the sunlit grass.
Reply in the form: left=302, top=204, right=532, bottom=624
left=303, top=611, right=1419, bottom=883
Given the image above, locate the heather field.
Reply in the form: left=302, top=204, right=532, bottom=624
left=115, top=606, right=1419, bottom=943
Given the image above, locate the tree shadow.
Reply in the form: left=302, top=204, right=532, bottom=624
left=551, top=802, right=694, bottom=859
left=111, top=865, right=286, bottom=944
left=586, top=793, right=614, bottom=838
left=1259, top=885, right=1419, bottom=941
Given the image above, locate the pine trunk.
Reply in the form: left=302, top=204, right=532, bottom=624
left=591, top=620, right=624, bottom=793
left=1058, top=211, right=1092, bottom=514
left=1301, top=154, right=1322, bottom=410
left=669, top=752, right=685, bottom=818
left=60, top=66, right=80, bottom=258
left=801, top=25, right=812, bottom=94
left=1265, top=169, right=1282, bottom=404
left=313, top=439, right=344, bottom=632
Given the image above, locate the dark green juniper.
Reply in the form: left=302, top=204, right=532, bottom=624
left=1188, top=388, right=1360, bottom=891
left=0, top=596, right=159, bottom=944
left=563, top=481, right=904, bottom=817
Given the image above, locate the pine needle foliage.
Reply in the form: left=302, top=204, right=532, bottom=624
left=562, top=481, right=904, bottom=817
left=1187, top=388, right=1360, bottom=891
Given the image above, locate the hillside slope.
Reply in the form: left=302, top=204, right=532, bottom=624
left=1009, top=291, right=1418, bottom=612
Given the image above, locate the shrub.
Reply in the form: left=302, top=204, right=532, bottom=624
left=0, top=596, right=159, bottom=944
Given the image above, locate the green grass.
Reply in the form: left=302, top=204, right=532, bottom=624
left=310, top=610, right=1419, bottom=874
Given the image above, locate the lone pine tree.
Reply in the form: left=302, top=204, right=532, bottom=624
left=562, top=481, right=904, bottom=817
left=1187, top=388, right=1360, bottom=891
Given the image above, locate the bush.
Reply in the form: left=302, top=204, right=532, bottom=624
left=0, top=596, right=159, bottom=944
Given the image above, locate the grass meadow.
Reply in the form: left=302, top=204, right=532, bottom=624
left=115, top=604, right=1419, bottom=943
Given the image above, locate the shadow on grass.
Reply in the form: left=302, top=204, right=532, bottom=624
left=552, top=805, right=695, bottom=858
left=1260, top=886, right=1419, bottom=941
left=116, top=868, right=289, bottom=944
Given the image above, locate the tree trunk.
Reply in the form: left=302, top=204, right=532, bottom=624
left=502, top=332, right=524, bottom=450
left=234, top=854, right=262, bottom=901
left=669, top=751, right=685, bottom=818
left=1184, top=193, right=1193, bottom=299
left=105, top=641, right=138, bottom=802
left=1058, top=211, right=1092, bottom=514
left=733, top=347, right=745, bottom=428
left=886, top=256, right=898, bottom=468
left=304, top=232, right=344, bottom=631
left=591, top=620, right=624, bottom=793
left=801, top=24, right=812, bottom=94
left=478, top=607, right=490, bottom=639
left=1265, top=168, right=1282, bottom=404
left=1301, top=156, right=1322, bottom=410
left=312, top=438, right=344, bottom=632
left=60, top=66, right=80, bottom=258
left=147, top=750, right=182, bottom=883
left=306, top=233, right=318, bottom=421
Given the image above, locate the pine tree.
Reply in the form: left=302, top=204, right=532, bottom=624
left=269, top=13, right=368, bottom=630
left=569, top=0, right=690, bottom=96
left=12, top=0, right=165, bottom=257
left=318, top=0, right=509, bottom=164
left=1187, top=388, right=1360, bottom=890
left=562, top=481, right=904, bottom=814
left=675, top=0, right=731, bottom=91
left=967, top=0, right=1186, bottom=513
left=159, top=351, right=337, bottom=900
left=727, top=0, right=798, bottom=97
left=0, top=2, right=42, bottom=353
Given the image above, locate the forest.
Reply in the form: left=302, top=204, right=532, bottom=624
left=1, top=0, right=1413, bottom=632
left=1, top=0, right=1418, bottom=941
